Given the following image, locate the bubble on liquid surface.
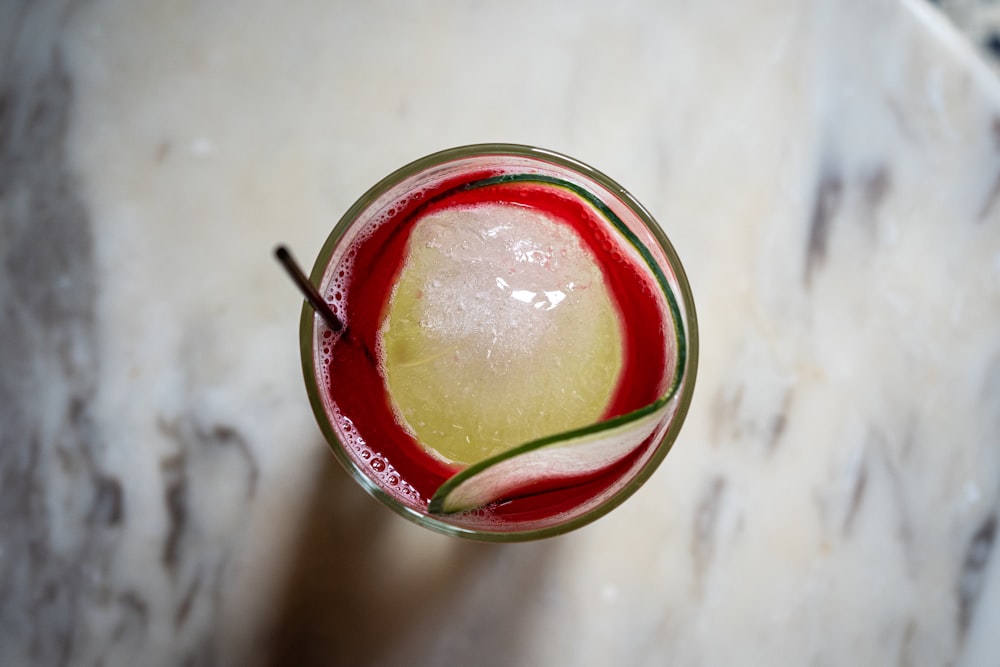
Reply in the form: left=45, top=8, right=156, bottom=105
left=329, top=408, right=421, bottom=503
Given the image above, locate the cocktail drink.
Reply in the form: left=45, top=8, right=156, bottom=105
left=297, top=144, right=697, bottom=540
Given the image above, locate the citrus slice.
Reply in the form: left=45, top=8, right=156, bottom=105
left=428, top=396, right=672, bottom=514
left=379, top=203, right=623, bottom=465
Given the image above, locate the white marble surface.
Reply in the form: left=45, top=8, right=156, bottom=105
left=3, top=0, right=1000, bottom=665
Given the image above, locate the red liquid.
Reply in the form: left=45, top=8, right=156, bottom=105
left=320, top=171, right=671, bottom=527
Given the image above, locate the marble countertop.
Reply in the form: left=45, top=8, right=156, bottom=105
left=3, top=0, right=1000, bottom=665
left=933, top=0, right=1000, bottom=69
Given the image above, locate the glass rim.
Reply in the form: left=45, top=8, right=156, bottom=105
left=299, top=143, right=699, bottom=542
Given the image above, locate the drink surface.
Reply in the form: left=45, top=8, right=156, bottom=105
left=318, top=171, right=672, bottom=523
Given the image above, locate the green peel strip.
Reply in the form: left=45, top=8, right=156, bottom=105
left=421, top=174, right=687, bottom=515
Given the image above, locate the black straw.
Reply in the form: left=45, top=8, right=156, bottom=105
left=274, top=245, right=344, bottom=332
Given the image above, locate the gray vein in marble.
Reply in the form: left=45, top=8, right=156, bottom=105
left=871, top=428, right=919, bottom=578
left=861, top=164, right=892, bottom=222
left=159, top=451, right=188, bottom=574
left=708, top=384, right=744, bottom=445
left=804, top=161, right=845, bottom=286
left=152, top=414, right=259, bottom=659
left=709, top=381, right=794, bottom=454
left=175, top=569, right=204, bottom=629
left=813, top=421, right=924, bottom=598
left=156, top=417, right=260, bottom=520
left=111, top=591, right=149, bottom=645
left=896, top=617, right=918, bottom=667
left=767, top=390, right=794, bottom=452
left=957, top=511, right=998, bottom=639
left=977, top=115, right=1000, bottom=221
left=59, top=394, right=124, bottom=528
left=210, top=425, right=261, bottom=495
left=691, top=475, right=727, bottom=582
left=0, top=3, right=114, bottom=665
left=841, top=451, right=869, bottom=536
